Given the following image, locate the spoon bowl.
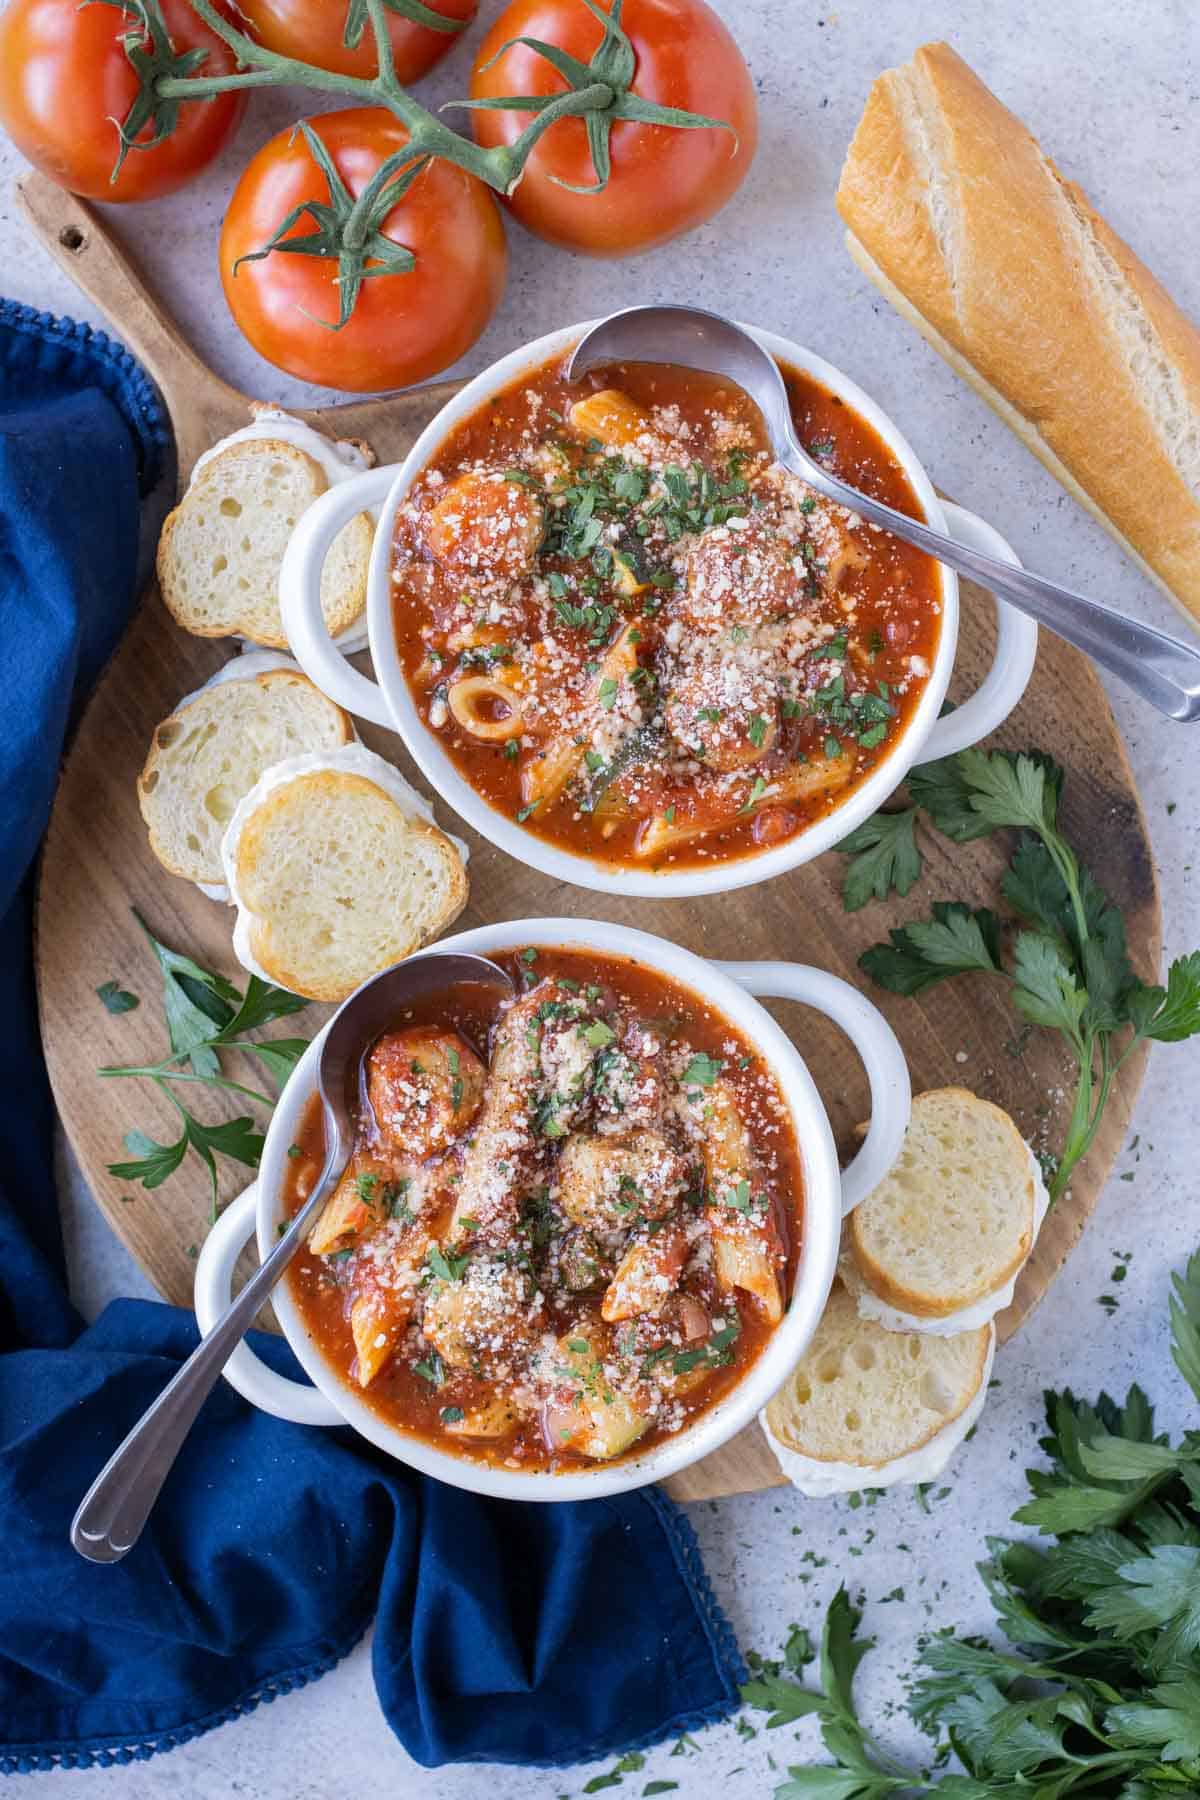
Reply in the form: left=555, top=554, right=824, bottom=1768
left=569, top=304, right=1200, bottom=723
left=71, top=951, right=514, bottom=1564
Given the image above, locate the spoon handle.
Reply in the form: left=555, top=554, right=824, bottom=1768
left=796, top=457, right=1200, bottom=723
left=70, top=1149, right=346, bottom=1564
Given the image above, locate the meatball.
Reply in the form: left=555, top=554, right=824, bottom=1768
left=421, top=1254, right=543, bottom=1374
left=664, top=649, right=779, bottom=771
left=680, top=519, right=809, bottom=636
left=365, top=1028, right=486, bottom=1162
left=424, top=470, right=544, bottom=584
left=556, top=1131, right=690, bottom=1235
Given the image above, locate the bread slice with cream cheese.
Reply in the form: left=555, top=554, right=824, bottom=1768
left=841, top=1088, right=1047, bottom=1335
left=157, top=426, right=372, bottom=649
left=138, top=653, right=354, bottom=897
left=221, top=743, right=469, bottom=1003
left=760, top=1282, right=993, bottom=1496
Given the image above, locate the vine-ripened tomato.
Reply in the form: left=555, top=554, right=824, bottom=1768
left=219, top=109, right=508, bottom=392
left=0, top=0, right=245, bottom=202
left=469, top=0, right=757, bottom=256
left=237, top=0, right=478, bottom=83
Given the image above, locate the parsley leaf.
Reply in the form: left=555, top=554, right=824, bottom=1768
left=1125, top=953, right=1200, bottom=1043
left=1011, top=932, right=1089, bottom=1043
left=850, top=744, right=1200, bottom=1205
left=98, top=914, right=309, bottom=1217
left=859, top=903, right=1003, bottom=996
left=836, top=811, right=922, bottom=911
left=1170, top=1247, right=1200, bottom=1402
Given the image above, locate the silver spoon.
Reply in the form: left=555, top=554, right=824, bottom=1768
left=568, top=304, right=1200, bottom=724
left=71, top=950, right=515, bottom=1565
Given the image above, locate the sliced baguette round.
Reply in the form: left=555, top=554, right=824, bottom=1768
left=844, top=1089, right=1038, bottom=1323
left=222, top=744, right=469, bottom=1003
left=760, top=1283, right=994, bottom=1496
left=157, top=438, right=372, bottom=648
left=842, top=1142, right=1050, bottom=1337
left=138, top=655, right=354, bottom=893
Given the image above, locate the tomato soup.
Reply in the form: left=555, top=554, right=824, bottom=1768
left=390, top=352, right=941, bottom=869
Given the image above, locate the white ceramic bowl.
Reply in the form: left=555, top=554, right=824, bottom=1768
left=195, top=918, right=910, bottom=1502
left=280, top=319, right=1037, bottom=900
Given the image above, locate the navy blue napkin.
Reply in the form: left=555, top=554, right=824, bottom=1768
left=0, top=297, right=744, bottom=1775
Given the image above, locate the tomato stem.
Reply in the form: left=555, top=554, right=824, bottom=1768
left=155, top=0, right=730, bottom=203
left=158, top=0, right=523, bottom=192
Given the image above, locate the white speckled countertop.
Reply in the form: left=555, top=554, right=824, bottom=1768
left=4, top=1, right=1199, bottom=1794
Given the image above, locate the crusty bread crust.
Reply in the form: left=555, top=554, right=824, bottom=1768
left=137, top=669, right=354, bottom=882
left=846, top=1086, right=1035, bottom=1318
left=233, top=770, right=468, bottom=1003
left=836, top=41, right=1200, bottom=627
left=157, top=439, right=372, bottom=648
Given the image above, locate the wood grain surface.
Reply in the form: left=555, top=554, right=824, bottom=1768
left=22, top=172, right=1161, bottom=1504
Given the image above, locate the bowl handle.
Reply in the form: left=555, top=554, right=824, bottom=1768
left=717, top=962, right=910, bottom=1218
left=279, top=466, right=398, bottom=729
left=911, top=502, right=1039, bottom=763
left=193, top=1183, right=343, bottom=1425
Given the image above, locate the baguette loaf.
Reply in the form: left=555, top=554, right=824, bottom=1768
left=836, top=42, right=1200, bottom=628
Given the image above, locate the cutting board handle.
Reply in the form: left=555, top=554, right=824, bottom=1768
left=16, top=170, right=253, bottom=486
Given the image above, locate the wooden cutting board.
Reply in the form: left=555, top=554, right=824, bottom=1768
left=21, top=171, right=1161, bottom=1503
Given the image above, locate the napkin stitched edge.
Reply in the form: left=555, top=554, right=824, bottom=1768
left=0, top=297, right=169, bottom=494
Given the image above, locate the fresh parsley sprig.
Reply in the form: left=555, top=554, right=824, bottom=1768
left=743, top=1248, right=1200, bottom=1798
left=101, top=912, right=309, bottom=1218
left=741, top=1589, right=913, bottom=1797
left=837, top=748, right=1200, bottom=1201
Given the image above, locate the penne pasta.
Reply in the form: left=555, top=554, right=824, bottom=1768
left=635, top=750, right=857, bottom=860
left=521, top=620, right=645, bottom=811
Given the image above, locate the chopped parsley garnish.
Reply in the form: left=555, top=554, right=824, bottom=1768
left=413, top=1353, right=446, bottom=1387
left=682, top=1052, right=723, bottom=1089
left=555, top=597, right=617, bottom=644
left=426, top=1244, right=469, bottom=1284
left=446, top=1046, right=463, bottom=1111
left=516, top=800, right=540, bottom=823
left=583, top=1020, right=616, bottom=1049
left=598, top=676, right=619, bottom=711
left=439, top=1406, right=465, bottom=1425
left=355, top=1171, right=379, bottom=1207
left=739, top=776, right=768, bottom=813
left=385, top=1178, right=414, bottom=1224
left=747, top=712, right=769, bottom=748
left=97, top=980, right=139, bottom=1015
left=812, top=629, right=849, bottom=662
left=722, top=1180, right=754, bottom=1213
